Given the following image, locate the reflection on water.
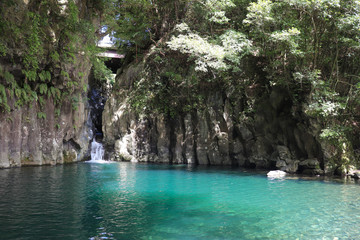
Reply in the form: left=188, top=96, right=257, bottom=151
left=0, top=163, right=359, bottom=239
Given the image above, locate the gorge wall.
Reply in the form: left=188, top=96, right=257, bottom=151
left=1, top=0, right=358, bottom=176
left=0, top=62, right=92, bottom=168
left=0, top=0, right=100, bottom=168
left=102, top=62, right=329, bottom=175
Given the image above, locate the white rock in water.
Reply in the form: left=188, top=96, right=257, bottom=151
left=267, top=170, right=286, bottom=178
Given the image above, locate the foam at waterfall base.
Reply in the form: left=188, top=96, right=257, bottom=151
left=86, top=159, right=110, bottom=163
left=88, top=139, right=105, bottom=162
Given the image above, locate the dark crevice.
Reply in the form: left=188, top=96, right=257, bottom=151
left=192, top=111, right=199, bottom=165
left=105, top=58, right=123, bottom=74
left=63, top=139, right=81, bottom=151
left=87, top=58, right=121, bottom=144
left=169, top=118, right=176, bottom=164
left=88, top=87, right=106, bottom=142
left=180, top=117, right=188, bottom=164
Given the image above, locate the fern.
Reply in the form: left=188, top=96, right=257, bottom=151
left=39, top=83, right=48, bottom=95
left=38, top=96, right=45, bottom=107
left=31, top=90, right=38, bottom=102
left=49, top=86, right=60, bottom=99
left=55, top=108, right=60, bottom=117
left=37, top=112, right=46, bottom=119
left=61, top=70, right=70, bottom=80
left=23, top=70, right=37, bottom=82
left=15, top=88, right=22, bottom=98
left=21, top=89, right=29, bottom=103
left=38, top=71, right=51, bottom=82
left=50, top=51, right=60, bottom=62
left=4, top=71, right=14, bottom=83
left=0, top=84, right=7, bottom=103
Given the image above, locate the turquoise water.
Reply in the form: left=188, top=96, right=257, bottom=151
left=0, top=162, right=359, bottom=239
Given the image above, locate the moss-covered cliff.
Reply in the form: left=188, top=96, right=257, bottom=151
left=102, top=0, right=360, bottom=175
left=0, top=0, right=106, bottom=167
left=1, top=0, right=360, bottom=176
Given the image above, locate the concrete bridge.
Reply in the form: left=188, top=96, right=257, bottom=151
left=96, top=35, right=124, bottom=72
left=97, top=50, right=124, bottom=59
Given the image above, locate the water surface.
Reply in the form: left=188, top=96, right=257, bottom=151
left=0, top=162, right=359, bottom=239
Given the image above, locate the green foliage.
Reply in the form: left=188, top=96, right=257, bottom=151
left=120, top=0, right=360, bottom=170
left=38, top=71, right=51, bottom=82
left=92, top=57, right=113, bottom=82
left=320, top=126, right=350, bottom=143
left=0, top=41, right=7, bottom=57
left=0, top=0, right=107, bottom=113
left=37, top=112, right=46, bottom=120
left=0, top=0, right=359, bottom=169
left=167, top=24, right=252, bottom=72
left=55, top=108, right=61, bottom=117
left=22, top=12, right=43, bottom=76
left=110, top=0, right=153, bottom=53
left=202, top=0, right=236, bottom=24
left=71, top=95, right=80, bottom=111
left=39, top=84, right=48, bottom=95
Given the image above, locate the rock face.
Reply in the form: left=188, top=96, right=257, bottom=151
left=102, top=62, right=325, bottom=174
left=0, top=0, right=101, bottom=168
left=0, top=58, right=93, bottom=168
left=0, top=97, right=92, bottom=168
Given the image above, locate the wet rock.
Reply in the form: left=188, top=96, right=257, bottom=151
left=101, top=59, right=328, bottom=176
left=302, top=168, right=324, bottom=176
left=63, top=149, right=77, bottom=163
left=277, top=145, right=292, bottom=162
left=299, top=159, right=320, bottom=169
left=183, top=114, right=196, bottom=164
left=348, top=168, right=360, bottom=179
left=276, top=160, right=287, bottom=168
left=114, top=135, right=134, bottom=162
left=281, top=160, right=300, bottom=173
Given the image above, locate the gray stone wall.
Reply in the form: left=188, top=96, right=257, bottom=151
left=103, top=63, right=325, bottom=174
left=0, top=56, right=92, bottom=168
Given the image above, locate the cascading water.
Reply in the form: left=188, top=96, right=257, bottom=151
left=86, top=55, right=118, bottom=162
left=90, top=139, right=105, bottom=161
left=87, top=85, right=107, bottom=162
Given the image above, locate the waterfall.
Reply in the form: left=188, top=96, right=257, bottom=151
left=90, top=139, right=104, bottom=161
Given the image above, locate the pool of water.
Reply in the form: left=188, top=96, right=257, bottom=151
left=0, top=162, right=359, bottom=239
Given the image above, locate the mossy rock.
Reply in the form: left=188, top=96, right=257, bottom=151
left=63, top=150, right=77, bottom=163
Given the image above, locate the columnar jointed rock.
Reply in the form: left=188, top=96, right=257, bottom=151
left=0, top=59, right=93, bottom=168
left=102, top=62, right=326, bottom=173
left=0, top=96, right=92, bottom=168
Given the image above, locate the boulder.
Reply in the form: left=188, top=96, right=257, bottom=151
left=349, top=170, right=360, bottom=179
left=299, top=158, right=320, bottom=169
left=276, top=145, right=292, bottom=162
left=267, top=170, right=286, bottom=179
left=280, top=160, right=300, bottom=173
left=302, top=168, right=324, bottom=176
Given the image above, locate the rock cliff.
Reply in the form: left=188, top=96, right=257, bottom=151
left=0, top=0, right=99, bottom=168
left=103, top=62, right=327, bottom=174
left=0, top=57, right=92, bottom=168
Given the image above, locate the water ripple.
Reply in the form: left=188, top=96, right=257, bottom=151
left=0, top=163, right=359, bottom=239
